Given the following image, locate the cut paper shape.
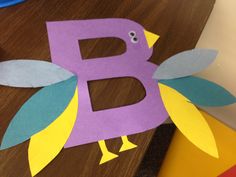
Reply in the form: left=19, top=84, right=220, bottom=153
left=98, top=140, right=118, bottom=165
left=119, top=136, right=137, bottom=152
left=144, top=30, right=160, bottom=48
left=0, top=0, right=24, bottom=8
left=153, top=49, right=218, bottom=80
left=0, top=76, right=77, bottom=150
left=47, top=19, right=169, bottom=148
left=158, top=83, right=218, bottom=158
left=159, top=76, right=236, bottom=107
left=97, top=136, right=137, bottom=164
left=219, top=165, right=236, bottom=177
left=28, top=87, right=78, bottom=176
left=0, top=60, right=74, bottom=88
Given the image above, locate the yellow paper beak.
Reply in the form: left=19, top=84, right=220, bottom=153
left=144, top=30, right=160, bottom=48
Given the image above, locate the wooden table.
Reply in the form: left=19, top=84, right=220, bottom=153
left=0, top=0, right=215, bottom=177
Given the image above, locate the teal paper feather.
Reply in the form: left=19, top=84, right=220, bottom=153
left=159, top=76, right=236, bottom=107
left=0, top=76, right=77, bottom=150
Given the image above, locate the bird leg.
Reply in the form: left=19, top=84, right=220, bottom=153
left=98, top=140, right=118, bottom=164
left=119, top=136, right=137, bottom=152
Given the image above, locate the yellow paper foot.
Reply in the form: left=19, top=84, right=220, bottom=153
left=119, top=136, right=138, bottom=152
left=99, top=151, right=119, bottom=165
left=98, top=140, right=118, bottom=165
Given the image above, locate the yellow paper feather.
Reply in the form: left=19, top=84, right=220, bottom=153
left=158, top=83, right=218, bottom=158
left=28, top=87, right=78, bottom=176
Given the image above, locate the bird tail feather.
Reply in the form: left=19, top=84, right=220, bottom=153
left=158, top=83, right=218, bottom=158
left=28, top=87, right=78, bottom=176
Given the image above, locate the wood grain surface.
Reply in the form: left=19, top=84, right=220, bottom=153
left=0, top=0, right=215, bottom=177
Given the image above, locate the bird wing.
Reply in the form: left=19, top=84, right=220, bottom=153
left=0, top=76, right=78, bottom=150
left=28, top=87, right=78, bottom=176
left=0, top=60, right=74, bottom=88
left=159, top=76, right=236, bottom=106
left=153, top=49, right=218, bottom=80
left=158, top=83, right=218, bottom=158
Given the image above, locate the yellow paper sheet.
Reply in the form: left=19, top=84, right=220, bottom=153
left=158, top=111, right=236, bottom=177
left=28, top=87, right=78, bottom=176
left=158, top=83, right=218, bottom=158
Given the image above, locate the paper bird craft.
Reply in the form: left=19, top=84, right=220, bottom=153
left=0, top=19, right=235, bottom=176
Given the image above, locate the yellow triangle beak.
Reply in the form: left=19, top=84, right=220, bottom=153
left=144, top=30, right=160, bottom=48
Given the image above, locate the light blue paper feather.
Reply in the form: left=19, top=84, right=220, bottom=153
left=0, top=60, right=74, bottom=88
left=153, top=49, right=218, bottom=80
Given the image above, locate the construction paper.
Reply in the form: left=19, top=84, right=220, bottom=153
left=159, top=76, right=236, bottom=106
left=98, top=136, right=137, bottom=165
left=0, top=60, right=74, bottom=88
left=98, top=140, right=118, bottom=165
left=28, top=87, right=78, bottom=177
left=153, top=49, right=217, bottom=80
left=200, top=105, right=236, bottom=130
left=158, top=83, right=218, bottom=158
left=219, top=165, right=236, bottom=177
left=0, top=0, right=24, bottom=8
left=158, top=111, right=236, bottom=177
left=119, top=136, right=137, bottom=152
left=0, top=76, right=77, bottom=150
left=143, top=30, right=160, bottom=48
left=47, top=19, right=169, bottom=148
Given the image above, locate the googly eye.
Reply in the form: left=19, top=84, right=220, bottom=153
left=131, top=37, right=139, bottom=43
left=128, top=31, right=136, bottom=37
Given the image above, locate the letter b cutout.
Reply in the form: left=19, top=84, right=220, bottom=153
left=47, top=19, right=168, bottom=147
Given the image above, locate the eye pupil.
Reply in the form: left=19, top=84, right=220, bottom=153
left=131, top=37, right=139, bottom=43
left=129, top=31, right=138, bottom=43
left=128, top=31, right=136, bottom=37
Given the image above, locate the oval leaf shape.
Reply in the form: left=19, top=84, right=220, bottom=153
left=159, top=76, right=236, bottom=106
left=158, top=83, right=218, bottom=158
left=28, top=87, right=78, bottom=176
left=0, top=60, right=74, bottom=88
left=153, top=49, right=218, bottom=80
left=0, top=76, right=77, bottom=150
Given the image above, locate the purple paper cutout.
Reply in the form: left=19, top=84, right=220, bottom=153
left=46, top=19, right=168, bottom=147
